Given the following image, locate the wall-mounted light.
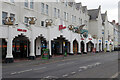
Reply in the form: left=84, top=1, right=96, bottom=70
left=45, top=19, right=53, bottom=27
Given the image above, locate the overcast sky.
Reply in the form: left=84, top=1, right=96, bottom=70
left=75, top=0, right=119, bottom=22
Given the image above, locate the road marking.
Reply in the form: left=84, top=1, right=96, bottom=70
left=71, top=72, right=76, bottom=74
left=63, top=74, right=68, bottom=77
left=33, top=67, right=46, bottom=70
left=79, top=66, right=88, bottom=70
left=79, top=69, right=82, bottom=72
left=57, top=62, right=74, bottom=66
left=111, top=72, right=119, bottom=78
left=44, top=76, right=57, bottom=78
left=11, top=72, right=17, bottom=75
left=17, top=69, right=32, bottom=74
left=87, top=65, right=93, bottom=68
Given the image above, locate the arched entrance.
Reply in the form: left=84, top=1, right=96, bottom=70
left=99, top=43, right=101, bottom=51
left=73, top=40, right=78, bottom=54
left=35, top=36, right=47, bottom=57
left=87, top=41, right=94, bottom=52
left=2, top=39, right=7, bottom=60
left=12, top=35, right=30, bottom=59
left=81, top=41, right=84, bottom=53
left=51, top=36, right=70, bottom=56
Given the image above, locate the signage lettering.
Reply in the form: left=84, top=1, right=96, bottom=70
left=59, top=25, right=66, bottom=31
left=81, top=38, right=84, bottom=40
left=89, top=38, right=92, bottom=40
left=17, top=29, right=27, bottom=32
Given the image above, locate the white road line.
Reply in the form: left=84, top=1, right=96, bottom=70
left=11, top=72, right=17, bottom=75
left=111, top=72, right=119, bottom=78
left=45, top=76, right=50, bottom=78
left=79, top=66, right=88, bottom=70
left=71, top=72, right=76, bottom=74
left=57, top=62, right=74, bottom=66
left=87, top=65, right=93, bottom=68
left=17, top=69, right=32, bottom=74
left=63, top=74, right=68, bottom=77
left=79, top=69, right=82, bottom=72
left=33, top=67, right=46, bottom=70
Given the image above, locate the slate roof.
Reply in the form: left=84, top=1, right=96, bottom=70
left=101, top=14, right=106, bottom=22
left=82, top=6, right=87, bottom=13
left=88, top=9, right=99, bottom=20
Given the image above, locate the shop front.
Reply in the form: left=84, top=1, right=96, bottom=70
left=12, top=35, right=30, bottom=59
left=51, top=36, right=70, bottom=56
left=87, top=41, right=94, bottom=52
left=81, top=41, right=85, bottom=53
left=2, top=39, right=7, bottom=60
left=35, top=36, right=47, bottom=57
left=73, top=40, right=78, bottom=54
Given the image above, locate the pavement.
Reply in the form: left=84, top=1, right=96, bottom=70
left=2, top=51, right=120, bottom=79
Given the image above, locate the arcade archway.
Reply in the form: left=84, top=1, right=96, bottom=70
left=35, top=36, right=47, bottom=57
left=12, top=35, right=30, bottom=59
left=73, top=40, right=78, bottom=54
left=2, top=39, right=7, bottom=60
left=81, top=41, right=84, bottom=53
left=51, top=36, right=70, bottom=56
left=87, top=41, right=94, bottom=52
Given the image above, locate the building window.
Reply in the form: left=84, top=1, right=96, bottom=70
left=2, top=12, right=8, bottom=25
left=64, top=12, right=66, bottom=20
left=72, top=15, right=74, bottom=22
left=41, top=21, right=44, bottom=27
left=58, top=9, right=60, bottom=18
left=54, top=8, right=56, bottom=18
left=25, top=0, right=28, bottom=8
left=74, top=16, right=76, bottom=22
left=56, top=0, right=60, bottom=2
left=10, top=0, right=14, bottom=3
left=10, top=13, right=15, bottom=23
left=72, top=15, right=76, bottom=23
left=30, top=0, right=34, bottom=9
left=65, top=0, right=68, bottom=6
left=81, top=19, right=82, bottom=24
left=41, top=3, right=44, bottom=13
left=46, top=4, right=49, bottom=15
left=24, top=17, right=29, bottom=24
left=67, top=13, right=68, bottom=21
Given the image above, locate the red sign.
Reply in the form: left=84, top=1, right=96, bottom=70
left=59, top=25, right=66, bottom=31
left=17, top=29, right=27, bottom=32
left=89, top=38, right=92, bottom=40
left=81, top=38, right=84, bottom=40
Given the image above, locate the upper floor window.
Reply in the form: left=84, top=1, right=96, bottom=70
left=2, top=12, right=8, bottom=25
left=56, top=0, right=60, bottom=2
left=10, top=13, right=15, bottom=23
left=30, top=0, right=34, bottom=9
left=24, top=17, right=29, bottom=24
left=65, top=0, right=68, bottom=6
left=46, top=4, right=49, bottom=15
left=10, top=0, right=14, bottom=3
left=41, top=3, right=44, bottom=13
left=72, top=15, right=74, bottom=22
left=64, top=12, right=67, bottom=20
left=25, top=0, right=28, bottom=8
left=54, top=8, right=56, bottom=18
left=58, top=9, right=60, bottom=18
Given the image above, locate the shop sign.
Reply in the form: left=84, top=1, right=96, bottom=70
left=89, top=38, right=92, bottom=40
left=99, top=40, right=101, bottom=42
left=81, top=38, right=84, bottom=40
left=63, top=42, right=65, bottom=46
left=106, top=41, right=108, bottom=43
left=17, top=29, right=27, bottom=32
left=59, top=25, right=66, bottom=31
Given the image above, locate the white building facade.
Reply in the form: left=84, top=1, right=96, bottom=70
left=0, top=1, right=97, bottom=63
